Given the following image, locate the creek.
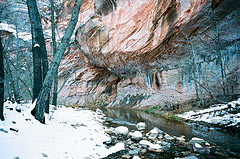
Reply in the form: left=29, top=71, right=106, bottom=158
left=101, top=108, right=240, bottom=155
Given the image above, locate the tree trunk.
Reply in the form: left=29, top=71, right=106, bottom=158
left=4, top=55, right=18, bottom=104
left=2, top=36, right=20, bottom=103
left=27, top=0, right=49, bottom=113
left=50, top=0, right=58, bottom=106
left=14, top=18, right=22, bottom=103
left=214, top=21, right=226, bottom=97
left=188, top=38, right=200, bottom=104
left=33, top=0, right=82, bottom=123
left=0, top=36, right=4, bottom=121
left=4, top=56, right=33, bottom=99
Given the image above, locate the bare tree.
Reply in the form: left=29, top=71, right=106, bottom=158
left=26, top=0, right=49, bottom=113
left=182, top=33, right=205, bottom=106
left=32, top=0, right=82, bottom=123
left=213, top=21, right=226, bottom=97
left=0, top=35, right=4, bottom=121
left=50, top=0, right=58, bottom=106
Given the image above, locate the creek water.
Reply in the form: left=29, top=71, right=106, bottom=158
left=101, top=108, right=240, bottom=155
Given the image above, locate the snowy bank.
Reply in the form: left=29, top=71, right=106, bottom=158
left=0, top=101, right=124, bottom=159
left=178, top=98, right=240, bottom=129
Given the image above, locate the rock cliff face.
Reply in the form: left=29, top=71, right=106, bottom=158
left=58, top=0, right=240, bottom=108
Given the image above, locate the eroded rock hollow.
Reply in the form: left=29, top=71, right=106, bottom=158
left=58, top=0, right=240, bottom=108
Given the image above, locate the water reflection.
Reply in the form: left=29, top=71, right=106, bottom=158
left=101, top=108, right=240, bottom=154
left=102, top=108, right=193, bottom=138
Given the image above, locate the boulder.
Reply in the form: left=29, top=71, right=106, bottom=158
left=139, top=140, right=152, bottom=147
left=136, top=122, right=146, bottom=130
left=15, top=105, right=22, bottom=113
left=164, top=134, right=175, bottom=141
left=129, top=149, right=139, bottom=155
left=114, top=126, right=129, bottom=135
left=189, top=137, right=206, bottom=145
left=129, top=131, right=143, bottom=140
left=176, top=136, right=186, bottom=144
left=149, top=144, right=163, bottom=152
left=160, top=141, right=172, bottom=151
left=147, top=127, right=163, bottom=139
left=193, top=143, right=210, bottom=154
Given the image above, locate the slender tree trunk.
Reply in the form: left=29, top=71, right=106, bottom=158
left=188, top=38, right=200, bottom=104
left=50, top=0, right=58, bottom=106
left=0, top=36, right=4, bottom=121
left=27, top=0, right=49, bottom=113
left=4, top=56, right=33, bottom=99
left=14, top=18, right=22, bottom=104
left=197, top=64, right=204, bottom=105
left=33, top=0, right=82, bottom=123
left=5, top=51, right=19, bottom=104
left=214, top=21, right=226, bottom=97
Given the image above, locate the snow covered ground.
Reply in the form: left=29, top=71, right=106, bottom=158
left=178, top=98, right=240, bottom=128
left=0, top=101, right=124, bottom=159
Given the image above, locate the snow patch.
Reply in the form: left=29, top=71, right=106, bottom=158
left=34, top=44, right=40, bottom=48
left=0, top=101, right=122, bottom=159
left=178, top=98, right=240, bottom=128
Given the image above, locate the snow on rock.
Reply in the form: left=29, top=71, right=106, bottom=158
left=176, top=136, right=185, bottom=144
left=114, top=126, right=129, bottom=135
left=133, top=156, right=141, bottom=159
left=129, top=131, right=143, bottom=140
left=139, top=140, right=152, bottom=147
left=194, top=143, right=203, bottom=149
left=136, top=122, right=146, bottom=130
left=0, top=101, right=123, bottom=159
left=139, top=139, right=163, bottom=152
left=164, top=134, right=175, bottom=141
left=178, top=98, right=240, bottom=128
left=189, top=137, right=206, bottom=145
left=149, top=143, right=163, bottom=152
left=147, top=127, right=163, bottom=140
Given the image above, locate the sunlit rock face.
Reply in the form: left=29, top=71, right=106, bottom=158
left=58, top=0, right=240, bottom=107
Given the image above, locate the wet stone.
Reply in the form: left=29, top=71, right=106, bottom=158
left=164, top=134, right=175, bottom=141
left=129, top=149, right=139, bottom=155
left=140, top=148, right=147, bottom=154
left=161, top=141, right=172, bottom=151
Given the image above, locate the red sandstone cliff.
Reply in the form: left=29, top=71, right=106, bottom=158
left=57, top=0, right=240, bottom=108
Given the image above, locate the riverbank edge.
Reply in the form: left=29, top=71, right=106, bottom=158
left=142, top=105, right=240, bottom=133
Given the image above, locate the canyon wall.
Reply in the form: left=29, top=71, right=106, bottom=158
left=58, top=0, right=240, bottom=108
